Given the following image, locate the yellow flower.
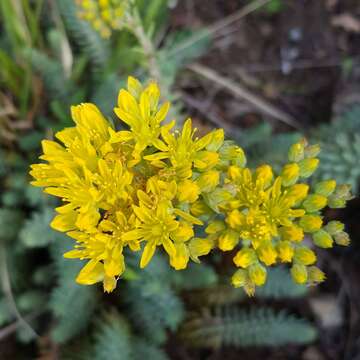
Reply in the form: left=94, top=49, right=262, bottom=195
left=145, top=118, right=223, bottom=178
left=123, top=201, right=180, bottom=268
left=29, top=76, right=351, bottom=294
left=261, top=177, right=305, bottom=235
left=113, top=78, right=170, bottom=163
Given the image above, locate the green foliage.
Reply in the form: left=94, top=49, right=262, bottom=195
left=123, top=253, right=185, bottom=344
left=316, top=132, right=360, bottom=190
left=180, top=306, right=317, bottom=348
left=19, top=208, right=55, bottom=248
left=311, top=106, right=360, bottom=192
left=93, top=311, right=133, bottom=360
left=132, top=339, right=169, bottom=360
left=49, top=240, right=99, bottom=343
left=0, top=207, right=24, bottom=241
left=24, top=48, right=69, bottom=100
left=56, top=0, right=109, bottom=70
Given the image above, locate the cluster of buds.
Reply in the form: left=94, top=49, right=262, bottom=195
left=30, top=77, right=352, bottom=295
left=76, top=0, right=129, bottom=38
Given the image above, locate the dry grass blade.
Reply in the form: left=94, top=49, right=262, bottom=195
left=188, top=63, right=301, bottom=129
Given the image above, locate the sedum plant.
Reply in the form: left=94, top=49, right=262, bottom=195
left=29, top=76, right=352, bottom=295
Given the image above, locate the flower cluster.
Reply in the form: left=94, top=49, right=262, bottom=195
left=76, top=0, right=128, bottom=38
left=30, top=76, right=352, bottom=294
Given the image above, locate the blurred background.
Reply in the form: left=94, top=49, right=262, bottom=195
left=0, top=0, right=360, bottom=359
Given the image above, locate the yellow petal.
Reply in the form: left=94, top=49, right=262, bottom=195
left=140, top=242, right=157, bottom=268
left=76, top=259, right=104, bottom=285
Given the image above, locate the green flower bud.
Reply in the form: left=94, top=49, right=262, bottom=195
left=314, top=180, right=336, bottom=197
left=327, top=197, right=346, bottom=209
left=248, top=263, right=267, bottom=286
left=205, top=220, right=226, bottom=234
left=196, top=170, right=220, bottom=192
left=307, top=266, right=326, bottom=284
left=232, top=269, right=247, bottom=288
left=294, top=246, right=317, bottom=265
left=304, top=144, right=321, bottom=158
left=233, top=248, right=257, bottom=268
left=302, top=194, right=327, bottom=212
left=255, top=164, right=273, bottom=188
left=291, top=264, right=308, bottom=284
left=313, top=230, right=333, bottom=248
left=218, top=229, right=239, bottom=251
left=298, top=158, right=319, bottom=178
left=334, top=231, right=350, bottom=246
left=334, top=184, right=353, bottom=200
left=288, top=142, right=305, bottom=162
left=299, top=215, right=323, bottom=233
left=281, top=163, right=300, bottom=186
left=324, top=221, right=344, bottom=235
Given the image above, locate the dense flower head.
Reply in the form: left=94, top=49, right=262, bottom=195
left=77, top=0, right=128, bottom=38
left=30, top=77, right=352, bottom=294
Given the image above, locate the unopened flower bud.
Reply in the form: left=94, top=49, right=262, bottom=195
left=248, top=263, right=267, bottom=286
left=279, top=225, right=304, bottom=242
left=255, top=164, right=273, bottom=188
left=291, top=264, right=308, bottom=284
left=327, top=197, right=346, bottom=209
left=286, top=184, right=309, bottom=204
left=299, top=215, right=323, bottom=233
left=218, top=229, right=239, bottom=251
left=314, top=180, right=336, bottom=197
left=277, top=241, right=294, bottom=262
left=302, top=194, right=327, bottom=212
left=307, top=266, right=326, bottom=284
left=228, top=165, right=242, bottom=180
left=324, top=221, right=344, bottom=235
left=226, top=209, right=243, bottom=229
left=304, top=144, right=321, bottom=158
left=288, top=142, right=305, bottom=162
left=257, top=243, right=277, bottom=266
left=298, top=158, right=319, bottom=178
left=205, top=220, right=226, bottom=234
left=312, top=230, right=333, bottom=248
left=334, top=231, right=350, bottom=246
left=196, top=170, right=220, bottom=192
left=281, top=163, right=300, bottom=186
left=294, top=246, right=316, bottom=265
left=233, top=248, right=257, bottom=268
left=177, top=180, right=200, bottom=203
left=231, top=269, right=247, bottom=288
